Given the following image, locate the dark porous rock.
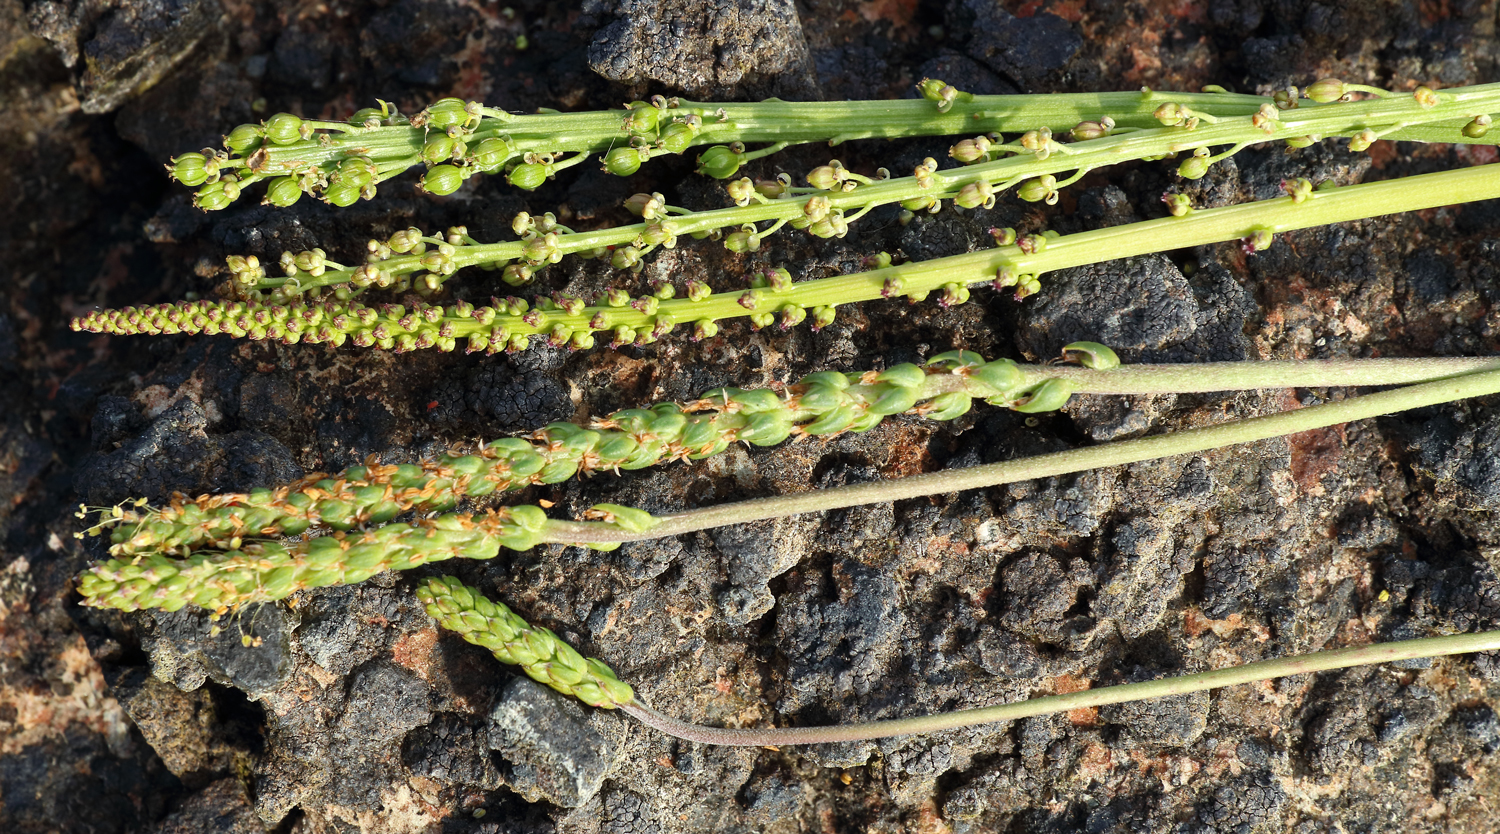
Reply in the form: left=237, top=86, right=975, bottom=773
left=1100, top=684, right=1210, bottom=749
left=1015, top=254, right=1253, bottom=366
left=586, top=0, right=819, bottom=98
left=111, top=668, right=252, bottom=787
left=139, top=604, right=293, bottom=696
left=488, top=677, right=621, bottom=808
left=1178, top=769, right=1287, bottom=834
left=29, top=0, right=220, bottom=114
left=710, top=516, right=815, bottom=626
left=402, top=712, right=503, bottom=790
left=152, top=777, right=262, bottom=834
left=774, top=557, right=908, bottom=714
left=953, top=1, right=1082, bottom=91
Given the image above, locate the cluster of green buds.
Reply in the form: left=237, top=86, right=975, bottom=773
left=81, top=350, right=1099, bottom=567
left=76, top=508, right=550, bottom=613
left=416, top=576, right=636, bottom=709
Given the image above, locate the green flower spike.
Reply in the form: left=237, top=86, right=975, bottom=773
left=416, top=576, right=635, bottom=709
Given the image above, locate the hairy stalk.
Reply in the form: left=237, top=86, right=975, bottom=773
left=75, top=162, right=1500, bottom=354
left=419, top=574, right=1500, bottom=747
left=618, top=630, right=1500, bottom=746
left=78, top=364, right=1500, bottom=612
left=166, top=81, right=1500, bottom=303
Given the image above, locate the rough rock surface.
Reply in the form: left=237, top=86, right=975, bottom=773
left=4, top=1, right=1500, bottom=832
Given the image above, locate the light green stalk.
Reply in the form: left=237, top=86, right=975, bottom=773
left=207, top=82, right=1500, bottom=301
left=419, top=574, right=1500, bottom=747
left=75, top=162, right=1500, bottom=354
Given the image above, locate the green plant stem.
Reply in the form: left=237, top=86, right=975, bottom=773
left=1027, top=356, right=1500, bottom=393
left=618, top=630, right=1500, bottom=746
left=542, top=367, right=1500, bottom=544
left=74, top=163, right=1500, bottom=353
left=231, top=83, right=1500, bottom=299
left=205, top=89, right=1281, bottom=206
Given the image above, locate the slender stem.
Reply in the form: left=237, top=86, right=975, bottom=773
left=619, top=630, right=1500, bottom=746
left=543, top=368, right=1500, bottom=543
left=237, top=85, right=1500, bottom=297
left=1026, top=357, right=1500, bottom=393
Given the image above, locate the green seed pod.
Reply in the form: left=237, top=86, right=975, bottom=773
left=264, top=176, right=303, bottom=207
left=1010, top=378, right=1075, bottom=413
left=796, top=381, right=852, bottom=413
left=695, top=145, right=742, bottom=179
left=590, top=503, right=658, bottom=533
left=739, top=412, right=794, bottom=446
left=424, top=98, right=470, bottom=130
left=538, top=459, right=581, bottom=484
left=1463, top=114, right=1492, bottom=139
left=729, top=389, right=783, bottom=413
left=422, top=165, right=466, bottom=196
left=876, top=363, right=927, bottom=390
left=194, top=181, right=234, bottom=211
left=506, top=451, right=546, bottom=477
left=507, top=504, right=549, bottom=532
left=1177, top=151, right=1211, bottom=180
left=264, top=113, right=305, bottom=145
left=224, top=124, right=263, bottom=154
left=926, top=350, right=985, bottom=371
left=803, top=403, right=859, bottom=435
left=924, top=392, right=973, bottom=421
left=1061, top=341, right=1120, bottom=369
left=325, top=177, right=363, bottom=206
left=168, top=152, right=211, bottom=186
left=969, top=359, right=1022, bottom=394
left=422, top=133, right=457, bottom=164
left=470, top=137, right=515, bottom=172
left=867, top=382, right=921, bottom=416
left=680, top=415, right=720, bottom=450
left=1303, top=78, right=1347, bottom=103
left=658, top=121, right=699, bottom=154
left=507, top=162, right=550, bottom=191
left=624, top=101, right=660, bottom=135
left=604, top=146, right=645, bottom=176
left=596, top=434, right=640, bottom=463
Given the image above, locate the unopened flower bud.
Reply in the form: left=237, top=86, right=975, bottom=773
left=696, top=145, right=742, bottom=179
left=990, top=227, right=1017, bottom=246
left=806, top=165, right=840, bottom=190
left=507, top=162, right=550, bottom=191
left=1241, top=228, right=1274, bottom=253
left=422, top=164, right=465, bottom=196
left=725, top=229, right=761, bottom=253
left=502, top=263, right=534, bottom=286
left=1161, top=192, right=1192, bottom=216
left=1070, top=118, right=1114, bottom=141
left=264, top=113, right=304, bottom=145
left=692, top=319, right=719, bottom=340
left=1020, top=127, right=1053, bottom=152
left=1015, top=175, right=1056, bottom=204
left=1304, top=78, right=1347, bottom=103
left=1281, top=178, right=1314, bottom=203
left=611, top=246, right=643, bottom=270
left=1177, top=148, right=1211, bottom=180
left=1017, top=234, right=1047, bottom=255
left=686, top=281, right=711, bottom=302
left=810, top=305, right=836, bottom=330
left=754, top=178, right=785, bottom=198
left=1346, top=129, right=1377, bottom=153
left=949, top=135, right=992, bottom=163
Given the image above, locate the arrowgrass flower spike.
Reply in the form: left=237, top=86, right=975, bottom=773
left=138, top=81, right=1500, bottom=307
left=74, top=162, right=1500, bottom=354
left=170, top=85, right=1295, bottom=209
left=420, top=575, right=1500, bottom=747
